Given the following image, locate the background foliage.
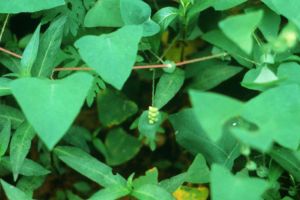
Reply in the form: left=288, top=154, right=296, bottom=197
left=0, top=0, right=300, bottom=199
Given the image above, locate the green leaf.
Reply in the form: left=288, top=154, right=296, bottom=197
left=0, top=120, right=11, bottom=158
left=219, top=10, right=264, bottom=54
left=97, top=88, right=138, bottom=127
left=10, top=122, right=35, bottom=180
left=0, top=180, right=32, bottom=200
left=231, top=85, right=300, bottom=152
left=269, top=147, right=300, bottom=182
left=188, top=62, right=242, bottom=90
left=159, top=173, right=187, bottom=193
left=17, top=176, right=45, bottom=198
left=84, top=0, right=124, bottom=27
left=54, top=146, right=127, bottom=187
left=133, top=168, right=159, bottom=188
left=262, top=0, right=300, bottom=31
left=153, top=7, right=179, bottom=31
left=10, top=72, right=93, bottom=149
left=277, top=62, right=300, bottom=85
left=187, top=0, right=216, bottom=21
left=0, top=78, right=12, bottom=96
left=186, top=154, right=210, bottom=184
left=0, top=0, right=65, bottom=14
left=189, top=90, right=244, bottom=141
left=131, top=184, right=174, bottom=200
left=211, top=164, right=269, bottom=200
left=202, top=30, right=253, bottom=68
left=258, top=6, right=281, bottom=42
left=154, top=69, right=185, bottom=109
left=1, top=157, right=50, bottom=177
left=20, top=25, right=40, bottom=76
left=212, top=0, right=247, bottom=10
left=62, top=126, right=91, bottom=153
left=120, top=0, right=160, bottom=36
left=0, top=105, right=24, bottom=129
left=33, top=0, right=86, bottom=36
left=170, top=109, right=240, bottom=168
left=241, top=65, right=280, bottom=91
left=104, top=128, right=142, bottom=166
left=88, top=186, right=130, bottom=200
left=75, top=25, right=143, bottom=90
left=31, top=16, right=66, bottom=77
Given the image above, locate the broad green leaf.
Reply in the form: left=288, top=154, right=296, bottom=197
left=202, top=30, right=253, bottom=68
left=131, top=184, right=174, bottom=200
left=153, top=7, right=179, bottom=31
left=0, top=105, right=25, bottom=129
left=154, top=69, right=185, bottom=109
left=262, top=0, right=300, bottom=31
left=10, top=122, right=35, bottom=180
left=54, top=146, right=127, bottom=187
left=17, top=176, right=45, bottom=198
left=187, top=0, right=217, bottom=21
left=258, top=6, right=281, bottom=42
left=0, top=120, right=11, bottom=158
left=219, top=10, right=264, bottom=54
left=104, top=128, right=142, bottom=166
left=186, top=154, right=210, bottom=184
left=269, top=147, right=300, bottom=181
left=170, top=109, right=240, bottom=168
left=0, top=0, right=65, bottom=14
left=84, top=0, right=124, bottom=27
left=188, top=62, right=242, bottom=90
left=120, top=0, right=160, bottom=36
left=242, top=65, right=280, bottom=91
left=20, top=25, right=40, bottom=76
left=189, top=90, right=244, bottom=141
left=133, top=168, right=159, bottom=188
left=31, top=16, right=66, bottom=77
left=75, top=25, right=143, bottom=90
left=232, top=85, right=300, bottom=152
left=159, top=173, right=187, bottom=193
left=10, top=72, right=93, bottom=149
left=1, top=157, right=50, bottom=177
left=0, top=78, right=12, bottom=96
left=89, top=186, right=130, bottom=200
left=277, top=62, right=300, bottom=85
left=211, top=164, right=269, bottom=200
left=0, top=180, right=32, bottom=200
left=97, top=88, right=138, bottom=127
left=212, top=0, right=247, bottom=10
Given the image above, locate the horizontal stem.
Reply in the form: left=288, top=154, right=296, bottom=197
left=0, top=46, right=227, bottom=71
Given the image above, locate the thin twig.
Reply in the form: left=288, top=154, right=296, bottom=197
left=0, top=47, right=22, bottom=59
left=0, top=46, right=227, bottom=71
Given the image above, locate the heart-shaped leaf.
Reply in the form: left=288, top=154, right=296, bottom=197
left=75, top=25, right=142, bottom=90
left=10, top=72, right=93, bottom=149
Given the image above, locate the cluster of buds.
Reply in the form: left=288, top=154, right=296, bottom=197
left=148, top=106, right=159, bottom=124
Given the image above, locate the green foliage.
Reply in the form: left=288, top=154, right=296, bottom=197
left=75, top=25, right=142, bottom=89
left=0, top=0, right=65, bottom=14
left=1, top=0, right=300, bottom=199
left=10, top=73, right=93, bottom=149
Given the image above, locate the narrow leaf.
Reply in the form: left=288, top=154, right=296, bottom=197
left=0, top=180, right=32, bottom=200
left=54, top=146, right=127, bottom=188
left=154, top=69, right=185, bottom=109
left=0, top=120, right=11, bottom=158
left=31, top=16, right=66, bottom=77
left=10, top=122, right=35, bottom=181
